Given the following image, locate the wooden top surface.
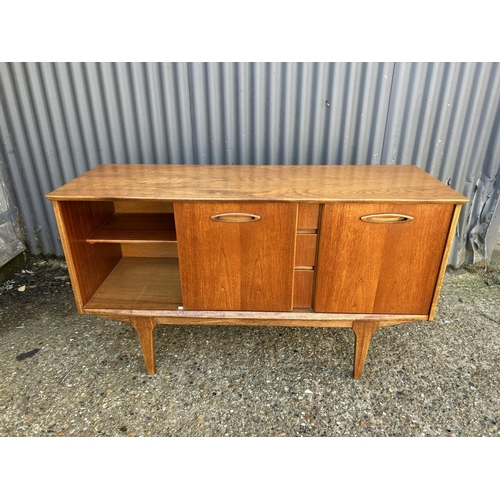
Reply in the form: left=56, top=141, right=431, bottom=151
left=46, top=164, right=468, bottom=203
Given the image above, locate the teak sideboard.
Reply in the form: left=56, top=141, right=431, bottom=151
left=46, top=164, right=468, bottom=378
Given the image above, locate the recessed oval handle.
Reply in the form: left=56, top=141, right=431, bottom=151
left=210, top=212, right=261, bottom=223
left=360, top=213, right=414, bottom=223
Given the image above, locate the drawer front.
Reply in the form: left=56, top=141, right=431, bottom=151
left=314, top=203, right=455, bottom=315
left=295, top=234, right=317, bottom=268
left=297, top=204, right=319, bottom=230
left=293, top=270, right=314, bottom=309
left=175, top=202, right=298, bottom=311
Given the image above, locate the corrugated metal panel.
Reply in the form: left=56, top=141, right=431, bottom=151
left=381, top=62, right=500, bottom=265
left=0, top=165, right=25, bottom=267
left=0, top=62, right=499, bottom=266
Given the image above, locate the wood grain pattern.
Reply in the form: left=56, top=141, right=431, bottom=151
left=175, top=202, right=298, bottom=311
left=114, top=200, right=173, bottom=213
left=428, top=204, right=463, bottom=320
left=84, top=257, right=182, bottom=311
left=52, top=200, right=122, bottom=313
left=352, top=321, right=379, bottom=379
left=315, top=203, right=455, bottom=314
left=87, top=213, right=176, bottom=243
left=82, top=306, right=426, bottom=324
left=130, top=316, right=157, bottom=374
left=293, top=270, right=314, bottom=309
left=297, top=204, right=319, bottom=229
left=121, top=242, right=178, bottom=258
left=295, top=234, right=317, bottom=267
left=46, top=164, right=469, bottom=204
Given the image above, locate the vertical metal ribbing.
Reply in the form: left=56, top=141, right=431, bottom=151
left=309, top=63, right=326, bottom=165
left=252, top=62, right=266, bottom=165
left=113, top=62, right=135, bottom=163
left=101, top=62, right=127, bottom=163
left=280, top=62, right=298, bottom=165
left=160, top=63, right=192, bottom=164
left=0, top=77, right=40, bottom=253
left=145, top=62, right=167, bottom=164
left=69, top=62, right=100, bottom=170
left=189, top=62, right=209, bottom=164
left=130, top=62, right=154, bottom=164
left=2, top=63, right=54, bottom=254
left=82, top=62, right=112, bottom=164
left=0, top=61, right=499, bottom=264
left=234, top=62, right=250, bottom=165
left=207, top=62, right=226, bottom=165
left=221, top=62, right=236, bottom=165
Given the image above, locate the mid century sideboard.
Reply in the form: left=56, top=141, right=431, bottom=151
left=46, top=164, right=468, bottom=378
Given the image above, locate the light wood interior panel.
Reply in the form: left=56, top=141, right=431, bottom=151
left=315, top=203, right=455, bottom=315
left=121, top=242, right=178, bottom=258
left=84, top=257, right=181, bottom=311
left=52, top=200, right=122, bottom=313
left=87, top=213, right=176, bottom=243
left=114, top=200, right=174, bottom=213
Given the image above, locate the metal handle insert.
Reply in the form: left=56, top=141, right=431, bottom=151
left=210, top=212, right=261, bottom=223
left=360, top=213, right=414, bottom=223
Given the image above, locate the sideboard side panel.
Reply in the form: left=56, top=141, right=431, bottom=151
left=428, top=204, right=463, bottom=320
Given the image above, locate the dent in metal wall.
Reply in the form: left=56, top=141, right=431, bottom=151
left=467, top=171, right=500, bottom=263
left=0, top=164, right=25, bottom=267
left=0, top=62, right=499, bottom=266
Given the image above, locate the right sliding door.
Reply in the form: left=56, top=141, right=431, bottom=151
left=314, top=203, right=454, bottom=315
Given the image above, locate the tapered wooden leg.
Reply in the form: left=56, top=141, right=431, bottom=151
left=352, top=320, right=379, bottom=379
left=130, top=317, right=157, bottom=374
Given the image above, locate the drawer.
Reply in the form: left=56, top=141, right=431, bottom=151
left=293, top=270, right=314, bottom=309
left=297, top=204, right=319, bottom=231
left=295, top=234, right=317, bottom=268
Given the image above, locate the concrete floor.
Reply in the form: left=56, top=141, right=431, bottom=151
left=0, top=257, right=499, bottom=437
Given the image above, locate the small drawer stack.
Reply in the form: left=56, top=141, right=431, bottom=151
left=293, top=204, right=320, bottom=309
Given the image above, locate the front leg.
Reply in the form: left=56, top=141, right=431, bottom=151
left=352, top=320, right=379, bottom=379
left=130, top=317, right=157, bottom=374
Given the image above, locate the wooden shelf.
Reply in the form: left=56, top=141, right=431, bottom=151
left=84, top=257, right=182, bottom=311
left=87, top=213, right=176, bottom=244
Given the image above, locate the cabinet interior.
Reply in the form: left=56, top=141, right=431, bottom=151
left=57, top=199, right=182, bottom=313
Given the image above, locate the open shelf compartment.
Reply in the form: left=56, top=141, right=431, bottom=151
left=87, top=213, right=176, bottom=244
left=84, top=257, right=182, bottom=312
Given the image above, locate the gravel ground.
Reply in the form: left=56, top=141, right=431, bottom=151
left=0, top=257, right=499, bottom=437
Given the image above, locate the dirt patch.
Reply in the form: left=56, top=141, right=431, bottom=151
left=462, top=264, right=500, bottom=287
left=0, top=257, right=75, bottom=328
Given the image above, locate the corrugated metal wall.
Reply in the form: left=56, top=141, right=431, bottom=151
left=1, top=62, right=499, bottom=266
left=0, top=167, right=25, bottom=267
